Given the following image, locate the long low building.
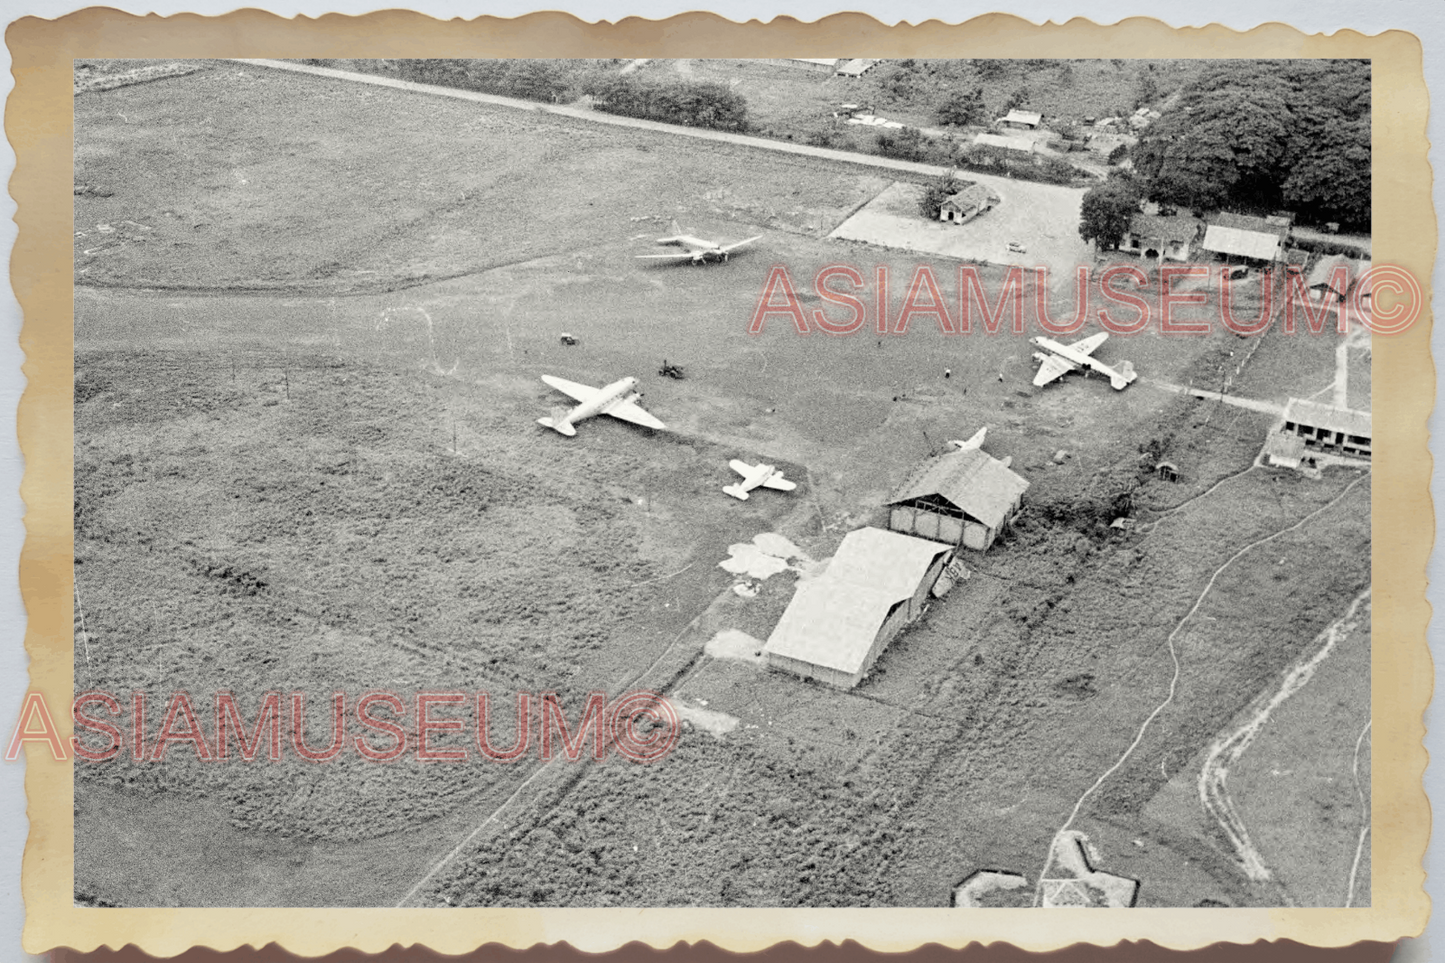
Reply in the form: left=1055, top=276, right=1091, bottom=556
left=763, top=527, right=952, bottom=689
left=1279, top=398, right=1371, bottom=459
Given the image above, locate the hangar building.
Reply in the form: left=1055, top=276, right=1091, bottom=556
left=763, top=527, right=951, bottom=689
left=886, top=448, right=1030, bottom=551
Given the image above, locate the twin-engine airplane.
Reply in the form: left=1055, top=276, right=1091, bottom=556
left=638, top=220, right=763, bottom=266
left=537, top=375, right=666, bottom=437
left=1029, top=333, right=1137, bottom=391
left=723, top=460, right=796, bottom=500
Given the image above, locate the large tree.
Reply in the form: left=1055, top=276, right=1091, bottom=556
left=1078, top=173, right=1142, bottom=250
left=937, top=86, right=987, bottom=127
left=1131, top=60, right=1370, bottom=225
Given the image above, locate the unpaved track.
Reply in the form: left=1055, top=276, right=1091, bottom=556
left=1030, top=472, right=1371, bottom=905
left=239, top=59, right=1088, bottom=212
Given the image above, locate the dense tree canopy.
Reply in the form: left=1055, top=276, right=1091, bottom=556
left=1078, top=172, right=1143, bottom=250
left=1131, top=60, right=1370, bottom=228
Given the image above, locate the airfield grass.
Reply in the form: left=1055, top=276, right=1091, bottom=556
left=75, top=63, right=1368, bottom=908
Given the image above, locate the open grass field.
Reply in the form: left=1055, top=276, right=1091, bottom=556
left=74, top=61, right=1369, bottom=909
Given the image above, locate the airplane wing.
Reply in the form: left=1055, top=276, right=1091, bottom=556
left=1069, top=332, right=1108, bottom=357
left=541, top=374, right=601, bottom=403
left=762, top=474, right=796, bottom=491
left=719, top=235, right=764, bottom=255
left=636, top=252, right=698, bottom=263
left=604, top=399, right=666, bottom=431
left=729, top=459, right=755, bottom=477
left=1033, top=354, right=1076, bottom=387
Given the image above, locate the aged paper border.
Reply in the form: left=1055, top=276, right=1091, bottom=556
left=11, top=9, right=1433, bottom=956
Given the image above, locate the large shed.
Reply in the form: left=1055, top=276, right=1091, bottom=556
left=763, top=527, right=952, bottom=689
left=886, top=448, right=1030, bottom=551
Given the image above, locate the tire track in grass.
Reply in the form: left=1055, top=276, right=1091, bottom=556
left=1030, top=471, right=1370, bottom=906
left=1346, top=719, right=1372, bottom=908
left=1197, top=588, right=1370, bottom=889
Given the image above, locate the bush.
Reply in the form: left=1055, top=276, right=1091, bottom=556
left=875, top=126, right=927, bottom=162
left=917, top=171, right=963, bottom=220
left=589, top=76, right=749, bottom=132
left=384, top=59, right=579, bottom=104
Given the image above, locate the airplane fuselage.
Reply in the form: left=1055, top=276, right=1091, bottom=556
left=1029, top=336, right=1135, bottom=390
left=558, top=376, right=638, bottom=430
left=656, top=235, right=727, bottom=262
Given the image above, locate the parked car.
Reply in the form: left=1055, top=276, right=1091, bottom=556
left=1006, top=241, right=1027, bottom=254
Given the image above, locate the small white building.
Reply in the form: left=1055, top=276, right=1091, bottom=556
left=999, top=109, right=1042, bottom=129
left=938, top=183, right=1001, bottom=224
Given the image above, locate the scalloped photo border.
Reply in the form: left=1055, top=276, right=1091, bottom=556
left=9, top=9, right=1433, bottom=956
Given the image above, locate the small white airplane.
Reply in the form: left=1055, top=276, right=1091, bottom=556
left=637, top=220, right=763, bottom=266
left=537, top=375, right=666, bottom=437
left=1029, top=332, right=1137, bottom=391
left=723, top=460, right=796, bottom=500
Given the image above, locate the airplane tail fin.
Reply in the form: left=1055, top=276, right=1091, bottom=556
left=1111, top=360, right=1137, bottom=391
left=537, top=416, right=577, bottom=437
left=723, top=485, right=750, bottom=501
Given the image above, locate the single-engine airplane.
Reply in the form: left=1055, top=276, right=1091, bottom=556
left=723, top=460, right=796, bottom=501
left=537, top=375, right=666, bottom=437
left=1029, top=332, right=1137, bottom=390
left=637, top=220, right=763, bottom=266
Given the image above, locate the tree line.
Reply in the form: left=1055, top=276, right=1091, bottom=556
left=1082, top=59, right=1371, bottom=247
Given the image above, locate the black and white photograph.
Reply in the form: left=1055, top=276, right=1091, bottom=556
left=71, top=53, right=1380, bottom=912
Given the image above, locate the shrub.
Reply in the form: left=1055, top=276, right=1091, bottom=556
left=875, top=126, right=927, bottom=162
left=588, top=76, right=749, bottom=132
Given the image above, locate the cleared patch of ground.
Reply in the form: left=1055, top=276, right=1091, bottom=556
left=830, top=180, right=1092, bottom=275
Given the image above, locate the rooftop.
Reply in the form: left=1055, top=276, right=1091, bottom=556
left=1201, top=224, right=1281, bottom=261
left=763, top=527, right=951, bottom=677
left=887, top=448, right=1030, bottom=530
left=1284, top=398, right=1372, bottom=439
left=1128, top=213, right=1204, bottom=244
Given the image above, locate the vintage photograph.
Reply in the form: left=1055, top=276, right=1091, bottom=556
left=72, top=55, right=1374, bottom=910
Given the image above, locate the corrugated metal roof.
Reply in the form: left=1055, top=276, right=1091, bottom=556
left=1284, top=398, right=1372, bottom=439
left=1208, top=212, right=1291, bottom=239
left=974, top=132, right=1035, bottom=153
left=836, top=58, right=878, bottom=76
left=824, top=527, right=952, bottom=600
left=887, top=448, right=1030, bottom=530
left=1201, top=225, right=1281, bottom=261
left=764, top=527, right=949, bottom=676
left=1002, top=109, right=1042, bottom=127
left=764, top=580, right=900, bottom=675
